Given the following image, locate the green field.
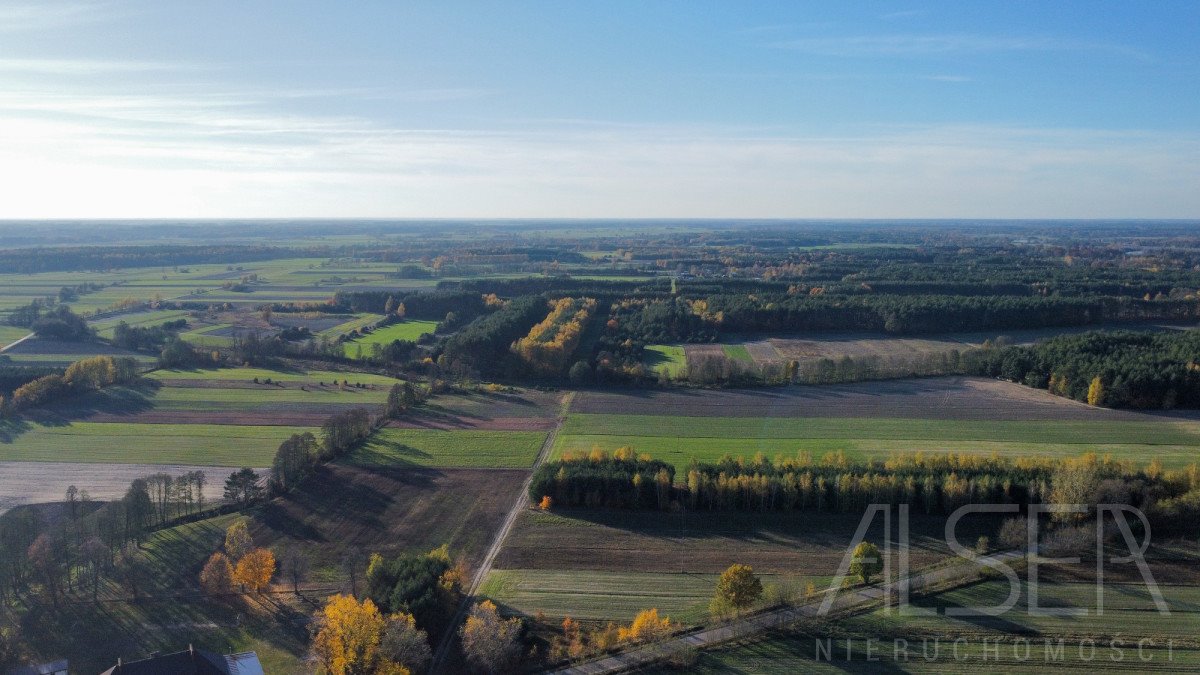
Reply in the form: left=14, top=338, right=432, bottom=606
left=348, top=428, right=547, bottom=468
left=343, top=319, right=439, bottom=357
left=89, top=309, right=192, bottom=338
left=553, top=414, right=1200, bottom=470
left=674, top=579, right=1200, bottom=673
left=178, top=324, right=234, bottom=347
left=644, top=345, right=687, bottom=377
left=722, top=344, right=753, bottom=362
left=0, top=422, right=313, bottom=465
left=0, top=325, right=31, bottom=348
left=316, top=313, right=383, bottom=338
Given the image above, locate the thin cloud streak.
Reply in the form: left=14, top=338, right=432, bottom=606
left=0, top=102, right=1195, bottom=219
left=768, top=34, right=1150, bottom=60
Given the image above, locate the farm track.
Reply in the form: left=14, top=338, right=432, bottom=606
left=430, top=391, right=575, bottom=674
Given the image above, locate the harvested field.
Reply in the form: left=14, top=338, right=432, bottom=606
left=738, top=323, right=1197, bottom=369
left=0, top=461, right=246, bottom=514
left=252, top=464, right=528, bottom=572
left=482, top=569, right=725, bottom=623
left=150, top=366, right=401, bottom=386
left=495, top=509, right=988, bottom=576
left=683, top=343, right=724, bottom=360
left=570, top=376, right=1166, bottom=421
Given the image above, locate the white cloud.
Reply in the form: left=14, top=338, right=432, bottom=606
left=0, top=95, right=1195, bottom=219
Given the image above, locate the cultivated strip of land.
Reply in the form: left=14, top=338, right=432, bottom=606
left=430, top=391, right=574, bottom=674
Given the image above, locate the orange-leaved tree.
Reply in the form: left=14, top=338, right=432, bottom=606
left=233, top=548, right=275, bottom=593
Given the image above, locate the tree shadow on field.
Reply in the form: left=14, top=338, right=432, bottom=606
left=23, top=382, right=159, bottom=426
left=925, top=582, right=1040, bottom=636
left=256, top=464, right=440, bottom=543
left=0, top=416, right=32, bottom=442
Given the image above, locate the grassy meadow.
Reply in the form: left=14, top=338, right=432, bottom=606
left=552, top=413, right=1200, bottom=470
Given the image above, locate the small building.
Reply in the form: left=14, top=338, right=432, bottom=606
left=99, top=645, right=263, bottom=675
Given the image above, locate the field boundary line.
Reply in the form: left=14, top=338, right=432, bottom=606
left=548, top=550, right=1023, bottom=675
left=430, top=390, right=575, bottom=674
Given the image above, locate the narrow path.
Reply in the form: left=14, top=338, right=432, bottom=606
left=551, top=551, right=1024, bottom=675
left=0, top=331, right=35, bottom=353
left=430, top=391, right=575, bottom=673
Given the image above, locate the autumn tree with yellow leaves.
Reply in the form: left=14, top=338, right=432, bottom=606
left=459, top=600, right=522, bottom=673
left=511, top=298, right=597, bottom=375
left=617, top=608, right=674, bottom=644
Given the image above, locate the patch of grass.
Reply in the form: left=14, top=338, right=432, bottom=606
left=316, top=312, right=384, bottom=338
left=347, top=428, right=547, bottom=468
left=0, top=325, right=31, bottom=348
left=0, top=422, right=313, bottom=465
left=89, top=310, right=191, bottom=338
left=179, top=324, right=234, bottom=347
left=643, top=344, right=686, bottom=377
left=722, top=344, right=753, bottom=362
left=342, top=319, right=439, bottom=358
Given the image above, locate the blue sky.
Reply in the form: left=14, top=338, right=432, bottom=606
left=0, top=1, right=1197, bottom=218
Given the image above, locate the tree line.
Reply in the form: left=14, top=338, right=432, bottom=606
left=971, top=329, right=1200, bottom=409
left=531, top=449, right=1197, bottom=525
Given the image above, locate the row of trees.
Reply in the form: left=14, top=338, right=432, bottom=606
left=0, top=355, right=139, bottom=414
left=530, top=449, right=676, bottom=510
left=532, top=449, right=1190, bottom=520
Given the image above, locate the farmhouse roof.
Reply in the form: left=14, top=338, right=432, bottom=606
left=98, top=645, right=263, bottom=675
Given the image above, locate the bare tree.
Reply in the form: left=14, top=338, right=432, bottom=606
left=341, top=545, right=365, bottom=597
left=281, top=547, right=310, bottom=594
